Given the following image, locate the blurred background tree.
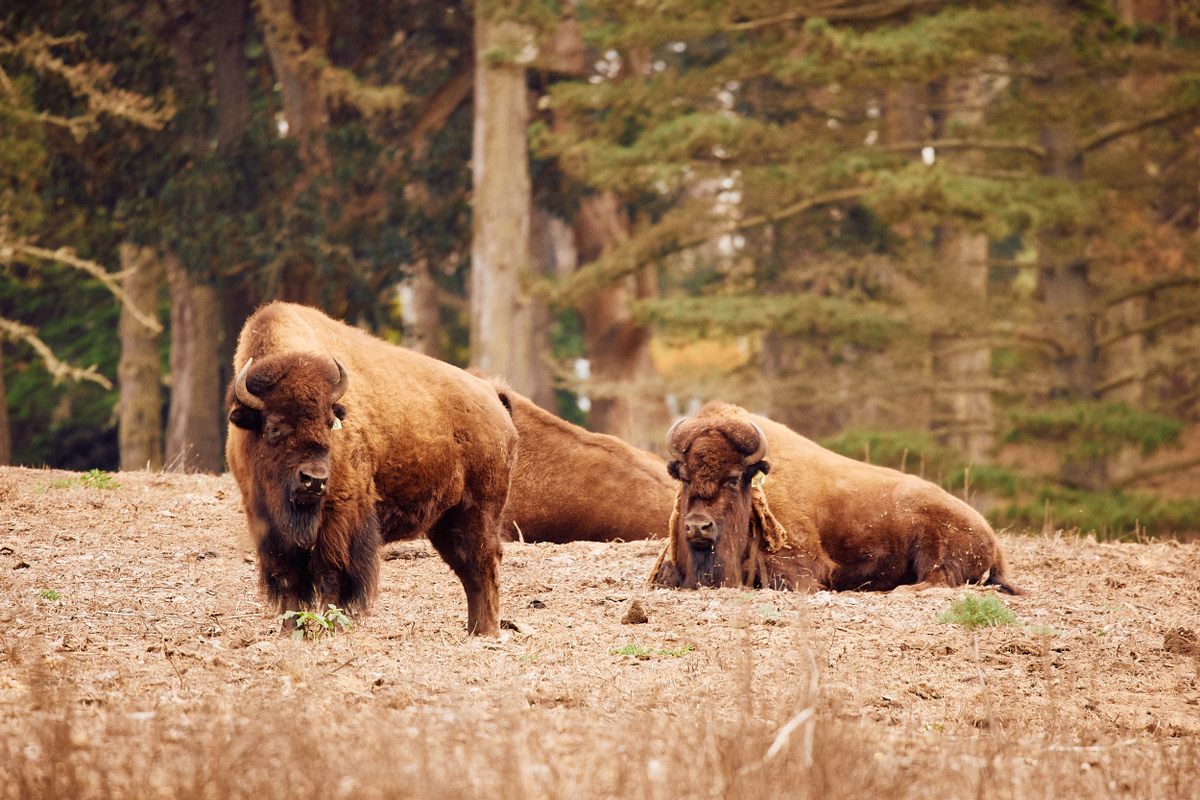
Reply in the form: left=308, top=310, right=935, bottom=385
left=1, top=0, right=1198, bottom=537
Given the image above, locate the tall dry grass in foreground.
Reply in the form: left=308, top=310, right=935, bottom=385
left=1, top=631, right=1196, bottom=800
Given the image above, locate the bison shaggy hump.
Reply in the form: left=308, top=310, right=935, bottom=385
left=650, top=401, right=1021, bottom=595
left=226, top=302, right=518, bottom=635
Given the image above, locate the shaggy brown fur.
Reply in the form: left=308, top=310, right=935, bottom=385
left=650, top=402, right=1021, bottom=595
left=493, top=385, right=675, bottom=543
left=226, top=302, right=518, bottom=635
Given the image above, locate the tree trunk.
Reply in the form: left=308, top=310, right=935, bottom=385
left=258, top=0, right=328, bottom=153
left=165, top=254, right=223, bottom=472
left=211, top=0, right=251, bottom=150
left=931, top=230, right=994, bottom=461
left=399, top=260, right=445, bottom=360
left=929, top=78, right=995, bottom=462
left=572, top=192, right=668, bottom=451
left=0, top=343, right=10, bottom=465
left=1036, top=119, right=1108, bottom=488
left=469, top=14, right=553, bottom=403
left=118, top=243, right=164, bottom=472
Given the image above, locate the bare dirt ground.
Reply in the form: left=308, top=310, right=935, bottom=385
left=1, top=465, right=1198, bottom=799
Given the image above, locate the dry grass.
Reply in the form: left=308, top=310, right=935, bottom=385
left=2, top=641, right=1197, bottom=800
left=1, top=466, right=1198, bottom=799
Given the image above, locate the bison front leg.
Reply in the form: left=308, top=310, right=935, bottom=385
left=648, top=556, right=683, bottom=588
left=427, top=503, right=502, bottom=636
left=257, top=533, right=317, bottom=613
left=311, top=503, right=381, bottom=615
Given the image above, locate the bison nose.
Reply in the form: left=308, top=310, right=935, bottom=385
left=297, top=466, right=328, bottom=494
left=684, top=515, right=717, bottom=546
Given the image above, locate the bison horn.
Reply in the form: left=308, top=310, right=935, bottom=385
left=665, top=417, right=686, bottom=460
left=330, top=358, right=349, bottom=402
left=234, top=358, right=266, bottom=411
left=744, top=421, right=768, bottom=466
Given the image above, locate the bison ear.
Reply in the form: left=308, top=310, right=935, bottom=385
left=228, top=406, right=262, bottom=430
left=666, top=460, right=682, bottom=480
left=745, top=460, right=770, bottom=481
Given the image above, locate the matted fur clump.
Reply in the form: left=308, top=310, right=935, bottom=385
left=650, top=401, right=1021, bottom=595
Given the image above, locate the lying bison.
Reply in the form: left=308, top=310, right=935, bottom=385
left=226, top=302, right=518, bottom=635
left=495, top=384, right=675, bottom=543
left=650, top=402, right=1020, bottom=594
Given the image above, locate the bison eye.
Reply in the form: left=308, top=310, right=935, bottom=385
left=723, top=477, right=741, bottom=490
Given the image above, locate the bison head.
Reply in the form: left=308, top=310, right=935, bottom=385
left=228, top=353, right=348, bottom=549
left=664, top=414, right=770, bottom=588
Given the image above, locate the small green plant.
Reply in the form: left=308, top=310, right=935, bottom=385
left=609, top=643, right=696, bottom=660
left=281, top=605, right=353, bottom=640
left=80, top=469, right=119, bottom=490
left=38, top=589, right=61, bottom=601
left=45, top=469, right=120, bottom=491
left=1027, top=624, right=1064, bottom=638
left=757, top=604, right=782, bottom=620
left=937, top=593, right=1017, bottom=629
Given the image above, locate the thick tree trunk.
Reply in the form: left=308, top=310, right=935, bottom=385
left=0, top=343, right=10, bottom=465
left=211, top=0, right=251, bottom=150
left=572, top=192, right=668, bottom=450
left=258, top=0, right=329, bottom=306
left=931, top=231, right=994, bottom=461
left=1036, top=120, right=1109, bottom=488
left=118, top=243, right=164, bottom=472
left=399, top=261, right=445, bottom=360
left=258, top=0, right=328, bottom=153
left=469, top=14, right=553, bottom=403
left=165, top=254, right=223, bottom=472
left=929, top=78, right=995, bottom=462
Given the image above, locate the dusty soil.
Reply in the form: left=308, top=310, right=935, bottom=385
left=1, top=466, right=1198, bottom=798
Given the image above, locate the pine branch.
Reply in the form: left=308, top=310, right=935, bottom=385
left=1094, top=302, right=1200, bottom=350
left=0, top=317, right=112, bottom=389
left=1095, top=366, right=1162, bottom=397
left=1096, top=275, right=1200, bottom=310
left=1, top=239, right=163, bottom=332
left=553, top=187, right=867, bottom=304
left=876, top=138, right=1047, bottom=161
left=1077, top=102, right=1200, bottom=156
left=1111, top=455, right=1200, bottom=491
left=408, top=65, right=474, bottom=157
left=725, top=0, right=941, bottom=31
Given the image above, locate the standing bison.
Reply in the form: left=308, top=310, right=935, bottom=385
left=650, top=402, right=1020, bottom=594
left=494, top=384, right=675, bottom=543
left=225, top=302, right=518, bottom=635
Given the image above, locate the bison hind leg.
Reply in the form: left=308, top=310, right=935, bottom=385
left=426, top=502, right=502, bottom=637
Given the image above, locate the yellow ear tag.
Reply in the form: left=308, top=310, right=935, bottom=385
left=332, top=417, right=343, bottom=430
left=751, top=471, right=767, bottom=489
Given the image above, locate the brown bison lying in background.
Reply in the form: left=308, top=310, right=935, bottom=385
left=650, top=402, right=1020, bottom=594
left=495, top=385, right=675, bottom=543
left=226, top=302, right=517, bottom=635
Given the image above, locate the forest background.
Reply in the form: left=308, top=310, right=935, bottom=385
left=2, top=0, right=1199, bottom=537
